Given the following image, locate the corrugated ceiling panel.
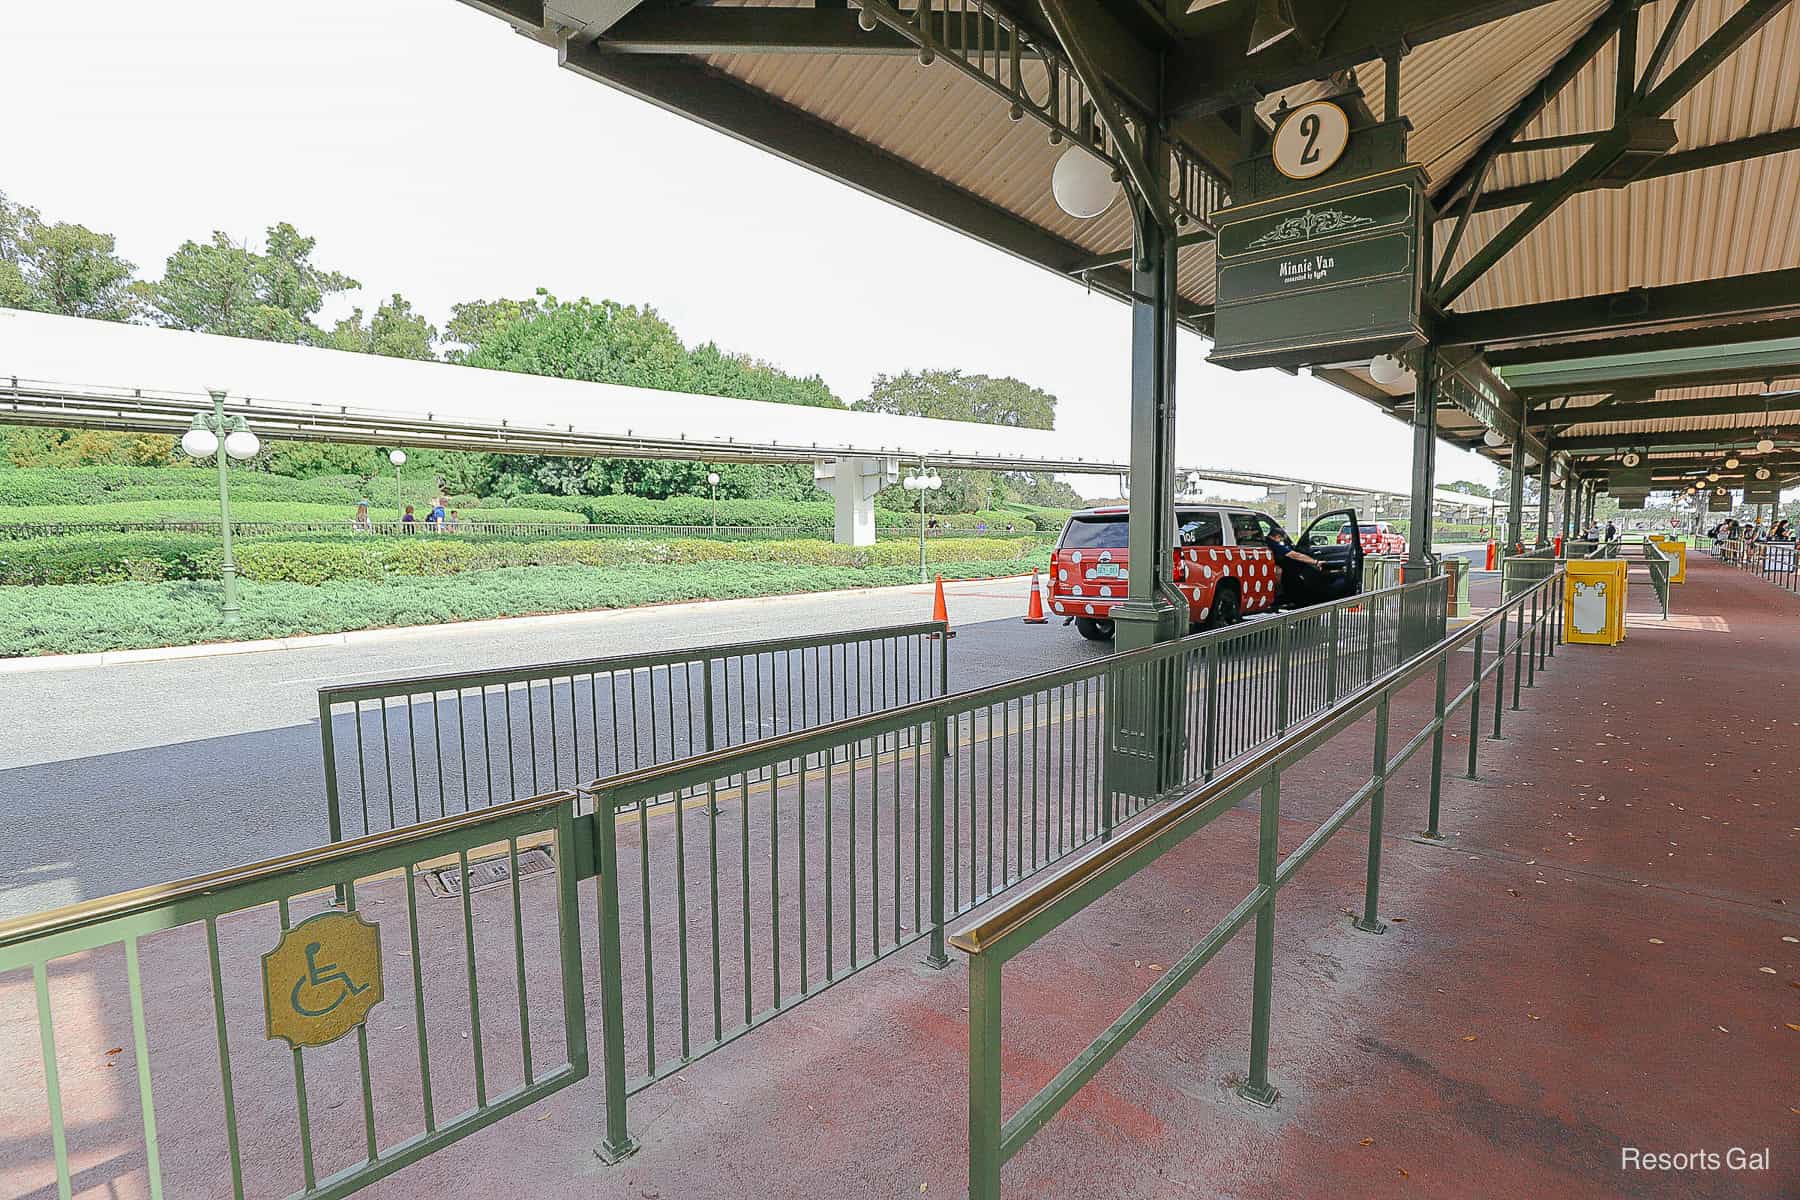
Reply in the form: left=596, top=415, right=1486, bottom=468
left=1443, top=3, right=1800, bottom=310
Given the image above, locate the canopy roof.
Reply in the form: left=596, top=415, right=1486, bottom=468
left=459, top=0, right=1800, bottom=488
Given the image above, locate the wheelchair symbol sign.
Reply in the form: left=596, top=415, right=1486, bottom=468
left=262, top=911, right=384, bottom=1048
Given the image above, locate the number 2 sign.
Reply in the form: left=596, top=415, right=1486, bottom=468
left=1272, top=100, right=1350, bottom=181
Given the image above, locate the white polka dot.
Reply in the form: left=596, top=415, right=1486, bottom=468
left=1084, top=604, right=1095, bottom=615
left=1199, top=607, right=1210, bottom=620
left=1209, top=549, right=1219, bottom=560
left=1072, top=551, right=1083, bottom=564
left=1052, top=602, right=1065, bottom=614
left=1071, top=585, right=1083, bottom=596
left=1099, top=586, right=1112, bottom=598
left=1057, top=568, right=1068, bottom=582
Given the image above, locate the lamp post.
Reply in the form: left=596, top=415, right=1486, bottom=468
left=181, top=389, right=261, bottom=625
left=389, top=449, right=407, bottom=521
left=707, top=471, right=721, bottom=536
left=903, top=466, right=942, bottom=583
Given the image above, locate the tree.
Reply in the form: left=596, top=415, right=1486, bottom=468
left=0, top=191, right=139, bottom=320
left=855, top=369, right=1058, bottom=429
left=686, top=342, right=844, bottom=409
left=137, top=222, right=357, bottom=343
left=443, top=296, right=542, bottom=363
left=328, top=293, right=438, bottom=359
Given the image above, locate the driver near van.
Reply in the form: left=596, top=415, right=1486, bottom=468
left=1265, top=528, right=1320, bottom=569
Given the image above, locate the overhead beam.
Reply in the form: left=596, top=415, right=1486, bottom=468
left=1465, top=128, right=1800, bottom=213
left=1529, top=392, right=1800, bottom=428
left=1067, top=230, right=1216, bottom=273
left=1435, top=0, right=1796, bottom=307
left=1501, top=336, right=1800, bottom=396
left=1166, top=0, right=1570, bottom=119
left=1438, top=268, right=1800, bottom=350
left=1488, top=316, right=1800, bottom=367
left=1552, top=424, right=1800, bottom=453
left=591, top=7, right=1034, bottom=57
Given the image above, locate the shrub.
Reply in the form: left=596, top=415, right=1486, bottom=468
left=0, top=532, right=216, bottom=585
left=0, top=557, right=1051, bottom=656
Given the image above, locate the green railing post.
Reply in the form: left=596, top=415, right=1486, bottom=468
left=1239, top=771, right=1280, bottom=1107
left=1466, top=629, right=1484, bottom=779
left=592, top=794, right=639, bottom=1164
left=1424, top=649, right=1447, bottom=839
left=1490, top=605, right=1508, bottom=739
left=1201, top=641, right=1220, bottom=781
left=702, top=656, right=720, bottom=816
left=968, top=952, right=1004, bottom=1200
left=1325, top=605, right=1341, bottom=701
left=926, top=711, right=950, bottom=969
left=1354, top=696, right=1390, bottom=935
left=320, top=694, right=348, bottom=907
left=1276, top=621, right=1292, bottom=732
left=1515, top=591, right=1531, bottom=703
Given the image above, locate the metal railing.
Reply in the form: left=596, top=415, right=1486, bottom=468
left=955, top=567, right=1565, bottom=1198
left=319, top=621, right=949, bottom=842
left=1727, top=537, right=1800, bottom=593
left=2, top=576, right=1455, bottom=1197
left=573, top=574, right=1446, bottom=1154
left=0, top=790, right=590, bottom=1200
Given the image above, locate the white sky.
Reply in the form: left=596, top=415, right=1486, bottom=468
left=0, top=0, right=1495, bottom=498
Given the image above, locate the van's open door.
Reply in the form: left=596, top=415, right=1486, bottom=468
left=1291, top=509, right=1364, bottom=604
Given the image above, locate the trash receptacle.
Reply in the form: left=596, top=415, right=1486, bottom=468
left=1565, top=559, right=1629, bottom=645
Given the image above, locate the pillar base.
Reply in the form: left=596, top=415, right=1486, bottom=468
left=1110, top=594, right=1184, bottom=651
left=1352, top=916, right=1388, bottom=935
left=595, top=1135, right=640, bottom=1165
left=1237, top=1080, right=1280, bottom=1108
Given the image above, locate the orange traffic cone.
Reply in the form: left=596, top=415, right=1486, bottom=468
left=929, top=574, right=956, bottom=638
left=1023, top=570, right=1049, bottom=624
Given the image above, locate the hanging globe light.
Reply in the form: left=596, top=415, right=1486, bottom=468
left=1368, top=353, right=1414, bottom=389
left=1483, top=428, right=1507, bottom=448
left=224, top=430, right=261, bottom=461
left=1724, top=456, right=1740, bottom=469
left=1051, top=146, right=1119, bottom=219
left=1757, top=437, right=1775, bottom=453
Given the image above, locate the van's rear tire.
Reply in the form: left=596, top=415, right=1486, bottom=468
left=1075, top=617, right=1114, bottom=642
left=1203, top=582, right=1241, bottom=630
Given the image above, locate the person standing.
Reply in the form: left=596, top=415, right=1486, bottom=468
left=402, top=504, right=417, bottom=533
left=353, top=498, right=372, bottom=533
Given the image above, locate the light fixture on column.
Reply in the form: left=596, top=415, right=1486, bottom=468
left=1368, top=352, right=1413, bottom=389
left=1724, top=455, right=1740, bottom=469
left=1756, top=436, right=1775, bottom=453
left=1483, top=428, right=1507, bottom=448
left=1051, top=145, right=1119, bottom=219
left=1707, top=471, right=1720, bottom=482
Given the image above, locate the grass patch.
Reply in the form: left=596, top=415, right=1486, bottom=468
left=0, top=558, right=1046, bottom=656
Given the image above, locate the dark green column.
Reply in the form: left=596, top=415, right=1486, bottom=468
left=1536, top=452, right=1553, bottom=546
left=1405, top=345, right=1438, bottom=570
left=1506, top=438, right=1527, bottom=555
left=1111, top=184, right=1183, bottom=651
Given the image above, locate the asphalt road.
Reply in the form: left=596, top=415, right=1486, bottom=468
left=0, top=577, right=1109, bottom=918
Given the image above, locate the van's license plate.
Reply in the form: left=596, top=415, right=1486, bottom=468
left=1092, top=563, right=1121, bottom=578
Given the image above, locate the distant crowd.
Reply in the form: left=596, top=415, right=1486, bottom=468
left=350, top=493, right=461, bottom=533
left=1708, top=517, right=1793, bottom=543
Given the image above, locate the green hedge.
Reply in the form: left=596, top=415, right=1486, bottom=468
left=0, top=501, right=587, bottom=526
left=0, top=531, right=1050, bottom=585
left=0, top=558, right=1049, bottom=656
left=0, top=467, right=480, bottom=508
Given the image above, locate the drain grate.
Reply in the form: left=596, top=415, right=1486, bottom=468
left=422, top=845, right=556, bottom=898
